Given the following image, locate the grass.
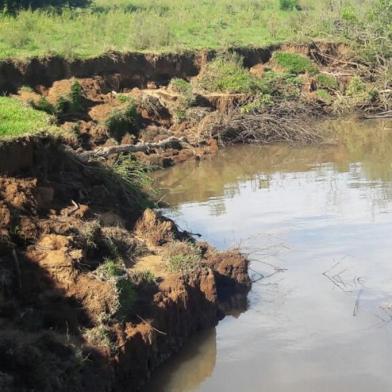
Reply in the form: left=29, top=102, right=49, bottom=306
left=0, top=96, right=54, bottom=138
left=105, top=101, right=139, bottom=141
left=196, top=53, right=264, bottom=93
left=316, top=73, right=339, bottom=90
left=95, top=258, right=125, bottom=280
left=163, top=241, right=202, bottom=273
left=0, top=0, right=387, bottom=61
left=272, top=52, right=318, bottom=74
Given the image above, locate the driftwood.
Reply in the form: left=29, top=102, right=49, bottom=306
left=78, top=136, right=188, bottom=162
left=363, top=110, right=392, bottom=120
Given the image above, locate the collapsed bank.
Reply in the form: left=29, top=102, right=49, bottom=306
left=0, top=42, right=390, bottom=391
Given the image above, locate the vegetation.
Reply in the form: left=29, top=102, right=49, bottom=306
left=316, top=74, right=339, bottom=91
left=272, top=52, right=318, bottom=74
left=95, top=258, right=125, bottom=280
left=0, top=0, right=91, bottom=12
left=0, top=97, right=55, bottom=138
left=116, top=278, right=137, bottom=319
left=0, top=0, right=389, bottom=61
left=197, top=53, right=264, bottom=93
left=279, top=0, right=299, bottom=10
left=105, top=101, right=139, bottom=141
left=164, top=241, right=202, bottom=273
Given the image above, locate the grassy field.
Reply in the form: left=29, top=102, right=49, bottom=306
left=0, top=97, right=54, bottom=138
left=0, top=0, right=385, bottom=60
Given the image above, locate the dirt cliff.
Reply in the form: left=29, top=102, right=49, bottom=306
left=0, top=136, right=250, bottom=391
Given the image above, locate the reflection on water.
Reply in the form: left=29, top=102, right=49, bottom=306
left=147, top=119, right=392, bottom=392
left=146, top=329, right=217, bottom=392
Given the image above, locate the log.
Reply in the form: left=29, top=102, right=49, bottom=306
left=78, top=136, right=189, bottom=162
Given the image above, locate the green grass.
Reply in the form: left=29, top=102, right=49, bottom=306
left=0, top=0, right=386, bottom=61
left=105, top=101, right=139, bottom=141
left=316, top=73, right=339, bottom=90
left=197, top=53, right=264, bottom=93
left=164, top=241, right=202, bottom=273
left=0, top=97, right=54, bottom=138
left=272, top=52, right=318, bottom=74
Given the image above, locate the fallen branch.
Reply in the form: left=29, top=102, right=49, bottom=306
left=363, top=110, right=392, bottom=119
left=78, top=136, right=190, bottom=162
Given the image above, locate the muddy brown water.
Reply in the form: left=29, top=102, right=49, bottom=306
left=146, top=119, right=392, bottom=392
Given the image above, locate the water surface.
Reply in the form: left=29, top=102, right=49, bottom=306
left=147, top=119, right=392, bottom=392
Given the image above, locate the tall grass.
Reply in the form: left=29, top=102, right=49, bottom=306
left=0, top=0, right=387, bottom=60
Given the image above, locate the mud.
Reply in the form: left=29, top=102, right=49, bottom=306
left=0, top=136, right=250, bottom=391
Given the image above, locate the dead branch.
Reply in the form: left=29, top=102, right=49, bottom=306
left=202, top=103, right=323, bottom=146
left=78, top=136, right=190, bottom=162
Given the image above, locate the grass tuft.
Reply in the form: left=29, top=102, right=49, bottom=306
left=272, top=52, right=318, bottom=75
left=105, top=101, right=140, bottom=142
left=197, top=53, right=263, bottom=94
left=163, top=241, right=202, bottom=273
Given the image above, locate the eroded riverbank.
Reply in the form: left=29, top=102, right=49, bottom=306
left=147, top=118, right=392, bottom=392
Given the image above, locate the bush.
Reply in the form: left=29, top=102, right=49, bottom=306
left=31, top=96, right=56, bottom=115
left=316, top=89, right=333, bottom=104
left=346, top=76, right=367, bottom=96
left=272, top=52, right=318, bottom=75
left=116, top=278, right=137, bottom=319
left=55, top=80, right=85, bottom=116
left=169, top=78, right=193, bottom=95
left=95, top=258, right=125, bottom=280
left=279, top=0, right=299, bottom=11
left=316, top=74, right=339, bottom=90
left=197, top=53, right=264, bottom=94
left=105, top=101, right=140, bottom=141
left=164, top=241, right=202, bottom=273
left=262, top=71, right=302, bottom=97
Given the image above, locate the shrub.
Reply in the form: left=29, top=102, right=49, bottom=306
left=240, top=93, right=273, bottom=114
left=95, top=258, right=125, bottom=280
left=105, top=101, right=139, bottom=141
left=83, top=324, right=114, bottom=351
left=279, top=0, right=299, bottom=11
left=116, top=278, right=137, bottom=319
left=169, top=78, right=193, bottom=96
left=316, top=74, right=339, bottom=90
left=79, top=220, right=100, bottom=251
left=254, top=70, right=302, bottom=100
left=316, top=89, right=333, bottom=104
left=272, top=52, right=318, bottom=75
left=129, top=270, right=156, bottom=285
left=346, top=76, right=367, bottom=96
left=55, top=80, right=85, bottom=116
left=196, top=53, right=264, bottom=94
left=164, top=241, right=202, bottom=273
left=30, top=96, right=56, bottom=115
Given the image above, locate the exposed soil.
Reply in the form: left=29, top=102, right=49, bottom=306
left=7, top=42, right=364, bottom=169
left=0, top=137, right=250, bottom=391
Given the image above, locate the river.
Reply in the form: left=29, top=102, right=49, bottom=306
left=146, top=118, right=392, bottom=392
